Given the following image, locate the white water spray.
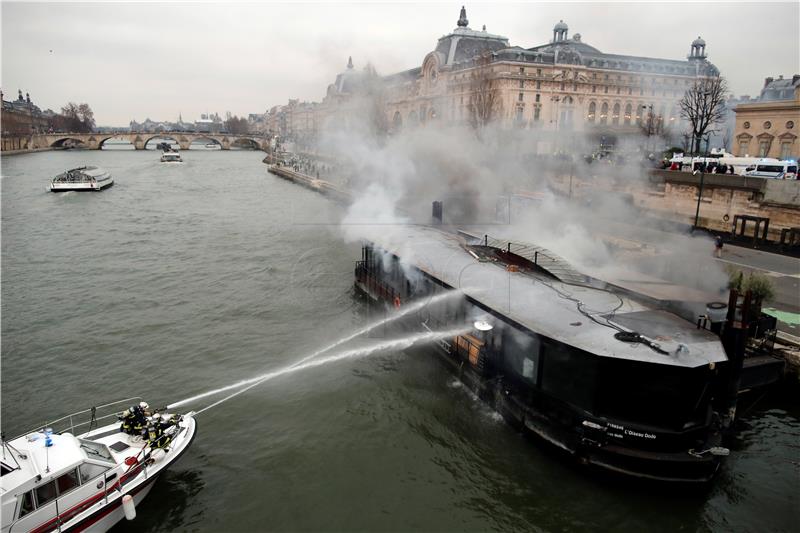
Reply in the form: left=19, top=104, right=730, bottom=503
left=186, top=328, right=466, bottom=414
left=288, top=289, right=469, bottom=369
left=167, top=289, right=468, bottom=410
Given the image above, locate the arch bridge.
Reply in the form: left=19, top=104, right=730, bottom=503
left=27, top=132, right=271, bottom=151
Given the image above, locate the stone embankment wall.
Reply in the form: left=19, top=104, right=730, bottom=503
left=642, top=171, right=799, bottom=236
left=552, top=170, right=800, bottom=239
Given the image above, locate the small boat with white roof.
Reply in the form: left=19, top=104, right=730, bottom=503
left=0, top=398, right=196, bottom=532
left=160, top=151, right=183, bottom=163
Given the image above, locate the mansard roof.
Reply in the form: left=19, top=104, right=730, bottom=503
left=434, top=27, right=509, bottom=65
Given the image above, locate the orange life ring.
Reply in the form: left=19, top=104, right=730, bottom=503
left=393, top=296, right=401, bottom=309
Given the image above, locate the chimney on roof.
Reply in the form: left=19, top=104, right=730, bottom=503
left=764, top=77, right=773, bottom=87
left=432, top=201, right=443, bottom=225
left=793, top=74, right=800, bottom=84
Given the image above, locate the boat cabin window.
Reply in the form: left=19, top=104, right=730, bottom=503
left=57, top=468, right=80, bottom=495
left=18, top=491, right=35, bottom=518
left=596, top=359, right=712, bottom=429
left=16, top=468, right=84, bottom=518
left=500, top=326, right=541, bottom=386
left=1, top=462, right=14, bottom=476
left=78, top=462, right=109, bottom=483
left=79, top=439, right=114, bottom=463
left=540, top=343, right=597, bottom=411
left=35, top=480, right=58, bottom=508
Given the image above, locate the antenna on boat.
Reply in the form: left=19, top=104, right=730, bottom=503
left=44, top=427, right=53, bottom=473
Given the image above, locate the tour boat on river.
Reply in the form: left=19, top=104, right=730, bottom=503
left=160, top=151, right=183, bottom=163
left=50, top=167, right=113, bottom=192
left=0, top=398, right=196, bottom=532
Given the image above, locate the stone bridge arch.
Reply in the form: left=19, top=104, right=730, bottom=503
left=50, top=136, right=90, bottom=149
left=142, top=134, right=186, bottom=150
left=188, top=135, right=223, bottom=149
left=229, top=137, right=261, bottom=150
left=98, top=135, right=136, bottom=149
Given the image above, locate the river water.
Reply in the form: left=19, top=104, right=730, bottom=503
left=2, top=149, right=798, bottom=532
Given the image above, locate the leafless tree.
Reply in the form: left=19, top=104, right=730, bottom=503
left=679, top=76, right=728, bottom=154
left=224, top=116, right=249, bottom=134
left=681, top=132, right=691, bottom=153
left=54, top=102, right=95, bottom=132
left=467, top=54, right=503, bottom=131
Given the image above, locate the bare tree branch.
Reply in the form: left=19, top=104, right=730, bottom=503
left=679, top=76, right=728, bottom=154
left=467, top=53, right=502, bottom=130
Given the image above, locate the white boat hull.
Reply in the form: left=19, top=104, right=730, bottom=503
left=50, top=179, right=114, bottom=192
left=1, top=416, right=196, bottom=533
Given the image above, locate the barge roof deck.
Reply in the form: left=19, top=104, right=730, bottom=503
left=364, top=224, right=727, bottom=368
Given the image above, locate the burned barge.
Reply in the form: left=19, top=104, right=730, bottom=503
left=353, top=214, right=782, bottom=484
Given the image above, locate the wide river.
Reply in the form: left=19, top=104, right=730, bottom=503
left=2, top=149, right=798, bottom=532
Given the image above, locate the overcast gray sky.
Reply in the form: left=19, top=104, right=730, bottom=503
left=2, top=1, right=798, bottom=126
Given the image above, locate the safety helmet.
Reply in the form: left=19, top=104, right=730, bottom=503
left=140, top=402, right=149, bottom=409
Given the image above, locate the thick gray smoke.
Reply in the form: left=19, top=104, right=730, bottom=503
left=315, top=85, right=727, bottom=299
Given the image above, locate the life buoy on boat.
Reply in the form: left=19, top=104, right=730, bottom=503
left=393, top=296, right=401, bottom=309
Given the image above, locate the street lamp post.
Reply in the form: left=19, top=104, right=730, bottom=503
left=693, top=167, right=706, bottom=231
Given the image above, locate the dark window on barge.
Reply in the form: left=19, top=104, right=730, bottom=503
left=499, top=325, right=541, bottom=386
left=540, top=343, right=597, bottom=411
left=595, top=358, right=714, bottom=430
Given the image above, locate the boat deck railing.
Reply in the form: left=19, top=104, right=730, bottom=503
left=460, top=230, right=587, bottom=286
left=12, top=397, right=143, bottom=440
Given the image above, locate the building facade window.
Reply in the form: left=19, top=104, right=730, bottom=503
left=764, top=121, right=772, bottom=130
left=537, top=68, right=542, bottom=76
left=535, top=94, right=541, bottom=103
left=780, top=141, right=793, bottom=159
left=743, top=121, right=750, bottom=129
left=536, top=80, right=541, bottom=90
left=519, top=79, right=525, bottom=89
left=534, top=106, right=540, bottom=121
left=600, top=102, right=608, bottom=125
left=612, top=103, right=620, bottom=125
left=787, top=121, right=794, bottom=129
left=624, top=103, right=632, bottom=125
left=738, top=138, right=750, bottom=156
left=758, top=138, right=772, bottom=157
left=519, top=67, right=525, bottom=75
left=519, top=92, right=524, bottom=102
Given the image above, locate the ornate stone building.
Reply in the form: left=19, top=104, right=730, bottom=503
left=1, top=89, right=54, bottom=135
left=378, top=6, right=719, bottom=150
left=733, top=75, right=799, bottom=159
